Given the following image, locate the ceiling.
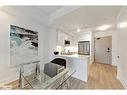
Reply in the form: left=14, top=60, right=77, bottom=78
left=8, top=6, right=62, bottom=16
left=54, top=6, right=122, bottom=36
left=1, top=6, right=122, bottom=34
left=1, top=6, right=62, bottom=26
left=36, top=6, right=62, bottom=15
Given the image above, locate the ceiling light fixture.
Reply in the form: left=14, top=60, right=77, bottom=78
left=118, top=22, right=127, bottom=28
left=77, top=29, right=81, bottom=32
left=97, top=25, right=111, bottom=31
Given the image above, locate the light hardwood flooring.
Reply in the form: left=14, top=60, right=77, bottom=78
left=5, top=63, right=124, bottom=89
left=67, top=63, right=124, bottom=89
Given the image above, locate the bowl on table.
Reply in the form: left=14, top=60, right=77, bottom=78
left=54, top=51, right=59, bottom=55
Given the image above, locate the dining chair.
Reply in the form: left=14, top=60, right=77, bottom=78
left=50, top=58, right=66, bottom=68
left=50, top=58, right=69, bottom=89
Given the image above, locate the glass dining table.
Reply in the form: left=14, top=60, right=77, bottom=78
left=18, top=61, right=75, bottom=89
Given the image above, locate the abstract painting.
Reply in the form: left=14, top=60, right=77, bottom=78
left=10, top=25, right=38, bottom=66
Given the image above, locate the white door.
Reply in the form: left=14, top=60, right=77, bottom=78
left=117, top=7, right=127, bottom=77
left=94, top=36, right=112, bottom=64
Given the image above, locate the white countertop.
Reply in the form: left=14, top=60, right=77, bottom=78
left=53, top=54, right=90, bottom=82
left=55, top=54, right=89, bottom=60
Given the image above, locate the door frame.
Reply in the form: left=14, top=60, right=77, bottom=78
left=94, top=36, right=112, bottom=64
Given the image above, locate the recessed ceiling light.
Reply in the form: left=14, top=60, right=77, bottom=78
left=77, top=29, right=81, bottom=32
left=97, top=25, right=111, bottom=31
left=118, top=22, right=127, bottom=28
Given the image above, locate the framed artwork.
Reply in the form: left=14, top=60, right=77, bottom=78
left=10, top=25, right=38, bottom=66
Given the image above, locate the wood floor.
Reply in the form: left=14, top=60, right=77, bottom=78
left=67, top=63, right=124, bottom=89
left=5, top=63, right=124, bottom=89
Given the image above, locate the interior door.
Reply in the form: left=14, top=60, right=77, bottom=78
left=94, top=36, right=112, bottom=64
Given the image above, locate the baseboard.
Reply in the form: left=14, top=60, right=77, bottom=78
left=112, top=63, right=117, bottom=67
left=117, top=72, right=127, bottom=89
left=0, top=75, right=18, bottom=86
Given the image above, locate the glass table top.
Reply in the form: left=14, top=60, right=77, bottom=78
left=19, top=62, right=75, bottom=89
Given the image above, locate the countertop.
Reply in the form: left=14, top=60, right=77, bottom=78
left=55, top=54, right=90, bottom=60
left=53, top=54, right=90, bottom=82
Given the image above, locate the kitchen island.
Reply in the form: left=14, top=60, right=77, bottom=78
left=53, top=54, right=90, bottom=82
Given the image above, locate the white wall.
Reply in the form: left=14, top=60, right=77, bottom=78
left=91, top=32, right=95, bottom=63
left=117, top=7, right=127, bottom=89
left=0, top=8, right=50, bottom=84
left=72, top=32, right=91, bottom=47
left=72, top=32, right=92, bottom=54
left=48, top=27, right=58, bottom=60
left=112, top=30, right=118, bottom=66
left=94, top=30, right=114, bottom=37
left=94, top=29, right=117, bottom=66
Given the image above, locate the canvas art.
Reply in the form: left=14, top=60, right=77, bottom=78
left=10, top=25, right=38, bottom=65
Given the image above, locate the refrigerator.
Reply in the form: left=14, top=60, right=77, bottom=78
left=78, top=41, right=90, bottom=55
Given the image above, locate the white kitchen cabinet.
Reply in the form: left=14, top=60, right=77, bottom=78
left=57, top=31, right=73, bottom=46
left=53, top=54, right=90, bottom=82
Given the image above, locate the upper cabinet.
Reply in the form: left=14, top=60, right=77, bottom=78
left=57, top=31, right=92, bottom=47
left=72, top=32, right=92, bottom=47
left=57, top=31, right=72, bottom=47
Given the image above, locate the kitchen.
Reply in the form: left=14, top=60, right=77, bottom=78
left=53, top=30, right=92, bottom=82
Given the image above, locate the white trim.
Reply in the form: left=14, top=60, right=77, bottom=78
left=0, top=75, right=18, bottom=86
left=117, top=72, right=127, bottom=89
left=117, top=7, right=127, bottom=21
